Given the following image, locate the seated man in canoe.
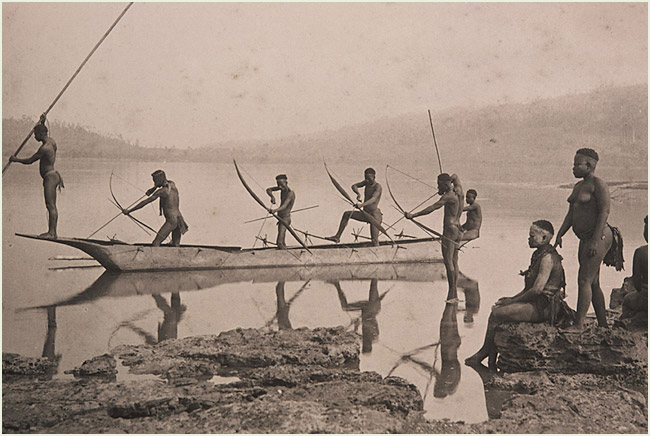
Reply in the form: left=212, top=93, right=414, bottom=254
left=123, top=170, right=188, bottom=247
left=265, top=174, right=295, bottom=249
left=460, top=189, right=482, bottom=242
left=326, top=168, right=383, bottom=246
left=465, top=219, right=574, bottom=369
left=330, top=278, right=382, bottom=353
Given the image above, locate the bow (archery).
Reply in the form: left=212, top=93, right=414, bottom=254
left=323, top=162, right=394, bottom=244
left=385, top=165, right=460, bottom=247
left=109, top=171, right=158, bottom=235
left=234, top=159, right=312, bottom=254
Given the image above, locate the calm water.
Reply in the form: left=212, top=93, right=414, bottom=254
left=2, top=158, right=647, bottom=423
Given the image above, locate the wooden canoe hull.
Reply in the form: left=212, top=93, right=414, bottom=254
left=17, top=233, right=443, bottom=272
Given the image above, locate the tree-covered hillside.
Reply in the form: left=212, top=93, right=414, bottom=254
left=3, top=84, right=646, bottom=173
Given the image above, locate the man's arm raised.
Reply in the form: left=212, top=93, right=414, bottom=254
left=266, top=186, right=279, bottom=205
left=351, top=181, right=365, bottom=203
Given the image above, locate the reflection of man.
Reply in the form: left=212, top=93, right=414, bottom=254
left=332, top=278, right=382, bottom=353
left=433, top=302, right=461, bottom=398
left=464, top=360, right=506, bottom=419
left=275, top=282, right=293, bottom=330
left=154, top=293, right=186, bottom=342
left=459, top=276, right=480, bottom=324
left=42, top=307, right=62, bottom=376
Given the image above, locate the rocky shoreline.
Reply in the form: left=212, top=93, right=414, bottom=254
left=3, top=323, right=647, bottom=433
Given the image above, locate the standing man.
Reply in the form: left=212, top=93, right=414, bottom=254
left=266, top=174, right=295, bottom=249
left=326, top=168, right=383, bottom=246
left=9, top=115, right=64, bottom=239
left=123, top=170, right=188, bottom=247
left=461, top=189, right=482, bottom=242
left=406, top=173, right=463, bottom=300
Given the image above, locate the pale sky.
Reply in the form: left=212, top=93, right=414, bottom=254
left=2, top=2, right=647, bottom=148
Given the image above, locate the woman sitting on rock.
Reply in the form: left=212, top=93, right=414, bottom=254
left=465, top=220, right=574, bottom=369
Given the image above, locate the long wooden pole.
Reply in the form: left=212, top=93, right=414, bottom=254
left=3, top=2, right=134, bottom=176
left=244, top=205, right=319, bottom=223
left=427, top=109, right=443, bottom=174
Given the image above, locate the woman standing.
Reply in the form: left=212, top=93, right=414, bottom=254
left=554, top=148, right=623, bottom=329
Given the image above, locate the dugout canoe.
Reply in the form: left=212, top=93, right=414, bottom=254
left=16, top=233, right=442, bottom=272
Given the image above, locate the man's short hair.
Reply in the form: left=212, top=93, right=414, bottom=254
left=364, top=168, right=376, bottom=176
left=34, top=124, right=48, bottom=135
left=576, top=148, right=599, bottom=162
left=532, top=219, right=554, bottom=236
left=151, top=169, right=166, bottom=179
left=437, top=173, right=452, bottom=183
left=467, top=189, right=477, bottom=196
left=275, top=174, right=288, bottom=181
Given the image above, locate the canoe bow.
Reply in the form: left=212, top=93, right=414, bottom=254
left=323, top=162, right=394, bottom=244
left=233, top=160, right=312, bottom=254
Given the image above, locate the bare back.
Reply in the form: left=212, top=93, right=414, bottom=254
left=38, top=138, right=57, bottom=178
left=441, top=188, right=463, bottom=230
left=278, top=189, right=295, bottom=218
left=158, top=181, right=182, bottom=220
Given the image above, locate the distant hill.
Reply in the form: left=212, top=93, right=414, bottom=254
left=2, top=118, right=196, bottom=162
left=218, top=84, right=647, bottom=169
left=3, top=84, right=647, bottom=175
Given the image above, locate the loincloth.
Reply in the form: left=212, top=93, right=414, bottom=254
left=43, top=170, right=64, bottom=191
left=603, top=224, right=624, bottom=271
left=176, top=213, right=189, bottom=235
left=531, top=289, right=575, bottom=327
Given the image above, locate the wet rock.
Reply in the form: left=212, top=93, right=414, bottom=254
left=3, top=327, right=420, bottom=433
left=614, top=314, right=649, bottom=332
left=2, top=353, right=57, bottom=378
left=64, top=354, right=117, bottom=380
left=114, top=326, right=359, bottom=378
left=4, top=326, right=646, bottom=434
left=493, top=321, right=648, bottom=377
left=480, top=372, right=648, bottom=434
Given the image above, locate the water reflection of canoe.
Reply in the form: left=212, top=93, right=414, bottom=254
left=30, top=263, right=457, bottom=308
left=16, top=233, right=442, bottom=272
